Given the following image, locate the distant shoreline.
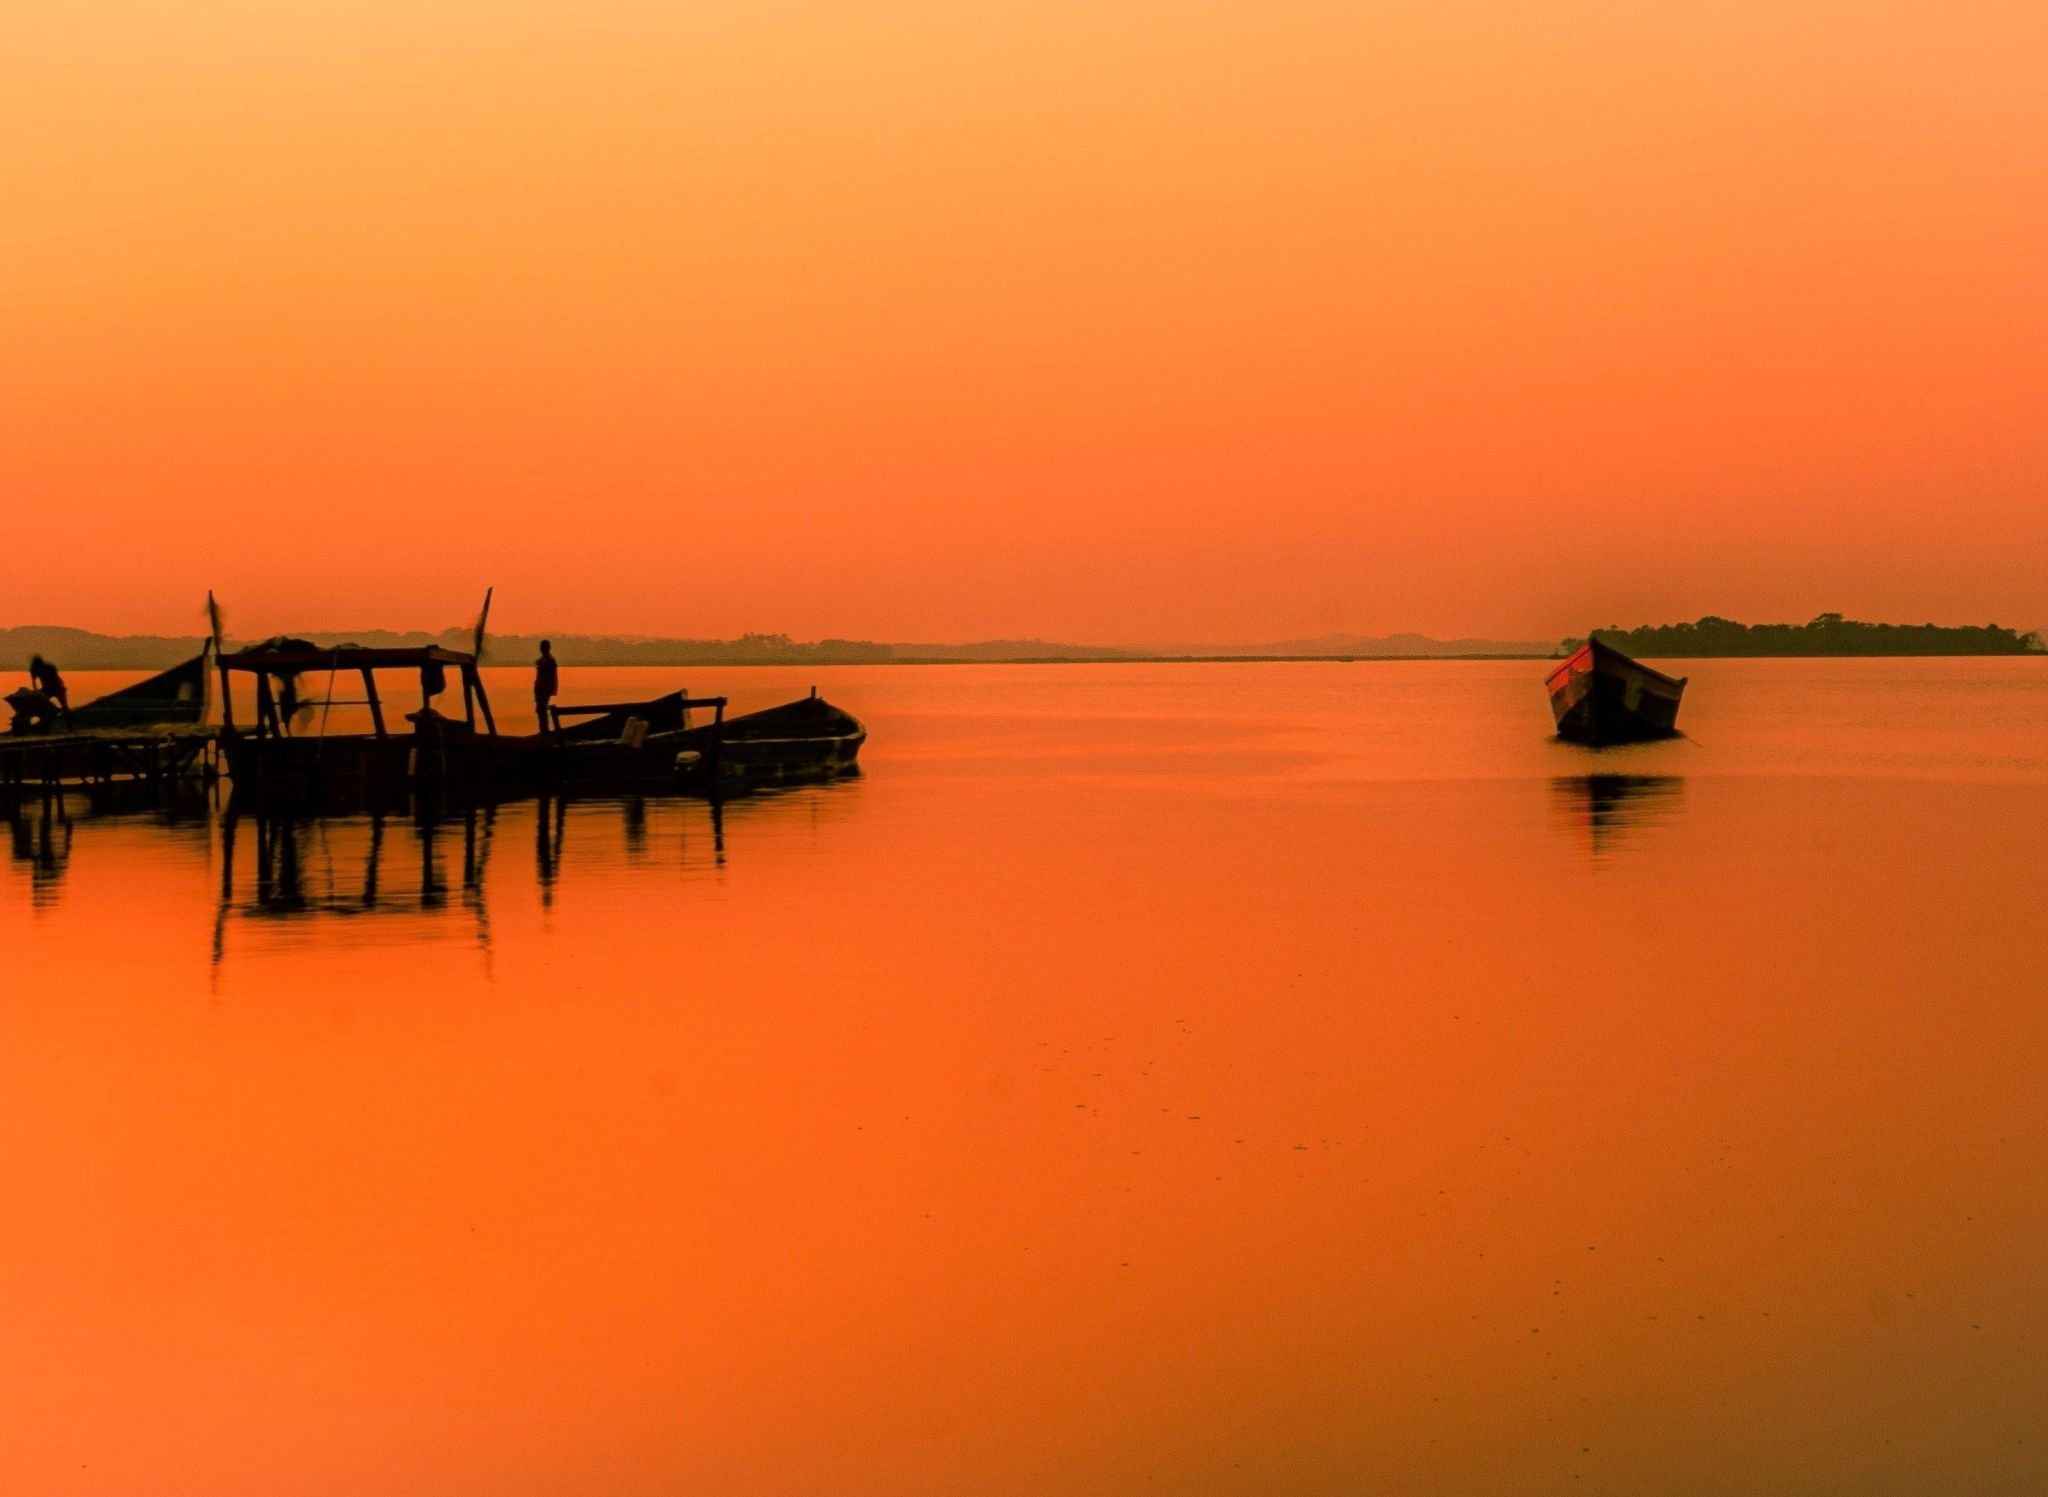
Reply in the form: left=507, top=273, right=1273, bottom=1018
left=40, top=651, right=2048, bottom=674
left=5, top=613, right=2039, bottom=670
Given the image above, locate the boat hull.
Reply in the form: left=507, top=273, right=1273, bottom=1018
left=7, top=652, right=210, bottom=735
left=222, top=695, right=867, bottom=808
left=677, top=696, right=866, bottom=790
left=682, top=730, right=866, bottom=789
left=221, top=730, right=538, bottom=811
left=539, top=694, right=866, bottom=792
left=72, top=652, right=211, bottom=731
left=1545, top=640, right=1686, bottom=745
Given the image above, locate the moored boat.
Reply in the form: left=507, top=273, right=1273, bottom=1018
left=6, top=648, right=212, bottom=735
left=1546, top=637, right=1687, bottom=745
left=535, top=688, right=865, bottom=792
left=674, top=692, right=865, bottom=789
left=71, top=648, right=213, bottom=730
left=536, top=690, right=721, bottom=787
left=217, top=641, right=524, bottom=809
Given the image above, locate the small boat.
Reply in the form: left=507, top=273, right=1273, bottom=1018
left=6, top=648, right=212, bottom=734
left=539, top=688, right=865, bottom=792
left=674, top=692, right=865, bottom=789
left=536, top=690, right=715, bottom=787
left=1546, top=637, right=1687, bottom=745
left=71, top=649, right=213, bottom=730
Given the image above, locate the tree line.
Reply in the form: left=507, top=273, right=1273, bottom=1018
left=1565, top=614, right=2044, bottom=657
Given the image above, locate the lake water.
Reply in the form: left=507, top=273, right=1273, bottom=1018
left=4, top=660, right=2046, bottom=1494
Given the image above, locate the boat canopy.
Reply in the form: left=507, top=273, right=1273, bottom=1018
left=217, top=641, right=496, bottom=738
left=220, top=644, right=477, bottom=672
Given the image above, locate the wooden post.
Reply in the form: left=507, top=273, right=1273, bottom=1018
left=471, top=668, right=497, bottom=736
left=362, top=669, right=386, bottom=738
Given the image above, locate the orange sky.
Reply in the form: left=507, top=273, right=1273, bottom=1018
left=4, top=2, right=2045, bottom=642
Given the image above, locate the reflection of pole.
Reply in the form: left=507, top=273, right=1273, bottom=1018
left=464, top=806, right=495, bottom=967
left=276, top=819, right=303, bottom=907
left=476, top=805, right=497, bottom=886
left=419, top=818, right=445, bottom=909
left=212, top=809, right=238, bottom=973
left=710, top=797, right=725, bottom=863
left=219, top=810, right=237, bottom=904
left=254, top=817, right=273, bottom=905
left=535, top=796, right=557, bottom=907
left=364, top=814, right=385, bottom=907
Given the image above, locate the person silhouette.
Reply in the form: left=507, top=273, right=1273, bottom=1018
left=28, top=655, right=69, bottom=723
left=533, top=639, right=559, bottom=731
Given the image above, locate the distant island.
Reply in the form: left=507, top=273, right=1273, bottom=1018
left=1571, top=614, right=2044, bottom=657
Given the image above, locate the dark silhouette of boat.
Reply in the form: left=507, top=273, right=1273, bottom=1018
left=217, top=641, right=519, bottom=809
left=1546, top=637, right=1686, bottom=745
left=5, top=648, right=211, bottom=734
left=542, top=688, right=865, bottom=790
left=219, top=639, right=867, bottom=808
left=676, top=692, right=865, bottom=789
left=71, top=649, right=213, bottom=729
left=3, top=650, right=219, bottom=801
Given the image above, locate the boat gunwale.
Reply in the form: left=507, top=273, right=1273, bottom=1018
left=1545, top=638, right=1689, bottom=692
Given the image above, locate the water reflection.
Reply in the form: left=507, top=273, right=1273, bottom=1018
left=213, top=793, right=740, bottom=965
left=7, top=801, right=73, bottom=909
left=6, top=784, right=213, bottom=910
left=1550, top=774, right=1686, bottom=860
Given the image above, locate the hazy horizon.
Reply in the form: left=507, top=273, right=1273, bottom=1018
left=2, top=610, right=2040, bottom=651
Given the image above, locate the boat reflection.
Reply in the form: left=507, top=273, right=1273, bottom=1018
left=1550, top=774, right=1686, bottom=860
left=6, top=784, right=213, bottom=911
left=222, top=808, right=496, bottom=917
left=212, top=793, right=735, bottom=965
left=7, top=800, right=73, bottom=910
left=532, top=794, right=725, bottom=909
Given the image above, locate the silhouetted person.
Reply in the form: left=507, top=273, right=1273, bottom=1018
left=27, top=655, right=68, bottom=723
left=533, top=639, right=559, bottom=731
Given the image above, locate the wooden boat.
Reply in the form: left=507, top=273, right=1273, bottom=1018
left=217, top=642, right=524, bottom=809
left=7, top=649, right=211, bottom=735
left=535, top=691, right=717, bottom=788
left=2, top=650, right=218, bottom=799
left=1545, top=637, right=1687, bottom=745
left=71, top=649, right=212, bottom=730
left=537, top=689, right=865, bottom=791
left=674, top=693, right=865, bottom=789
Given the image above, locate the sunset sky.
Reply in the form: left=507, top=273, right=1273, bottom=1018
left=5, top=2, right=2044, bottom=642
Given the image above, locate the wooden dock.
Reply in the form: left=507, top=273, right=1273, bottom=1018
left=0, top=726, right=218, bottom=807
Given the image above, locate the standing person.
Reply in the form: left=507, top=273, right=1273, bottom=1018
left=28, top=655, right=69, bottom=722
left=533, top=639, right=559, bottom=732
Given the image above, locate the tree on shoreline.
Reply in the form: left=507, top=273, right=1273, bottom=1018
left=1562, top=614, right=2043, bottom=657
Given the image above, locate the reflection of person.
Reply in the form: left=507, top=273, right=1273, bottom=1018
left=533, top=639, right=559, bottom=731
left=28, top=655, right=69, bottom=722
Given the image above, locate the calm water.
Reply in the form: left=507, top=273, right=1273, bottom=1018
left=5, top=660, right=2047, bottom=1494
